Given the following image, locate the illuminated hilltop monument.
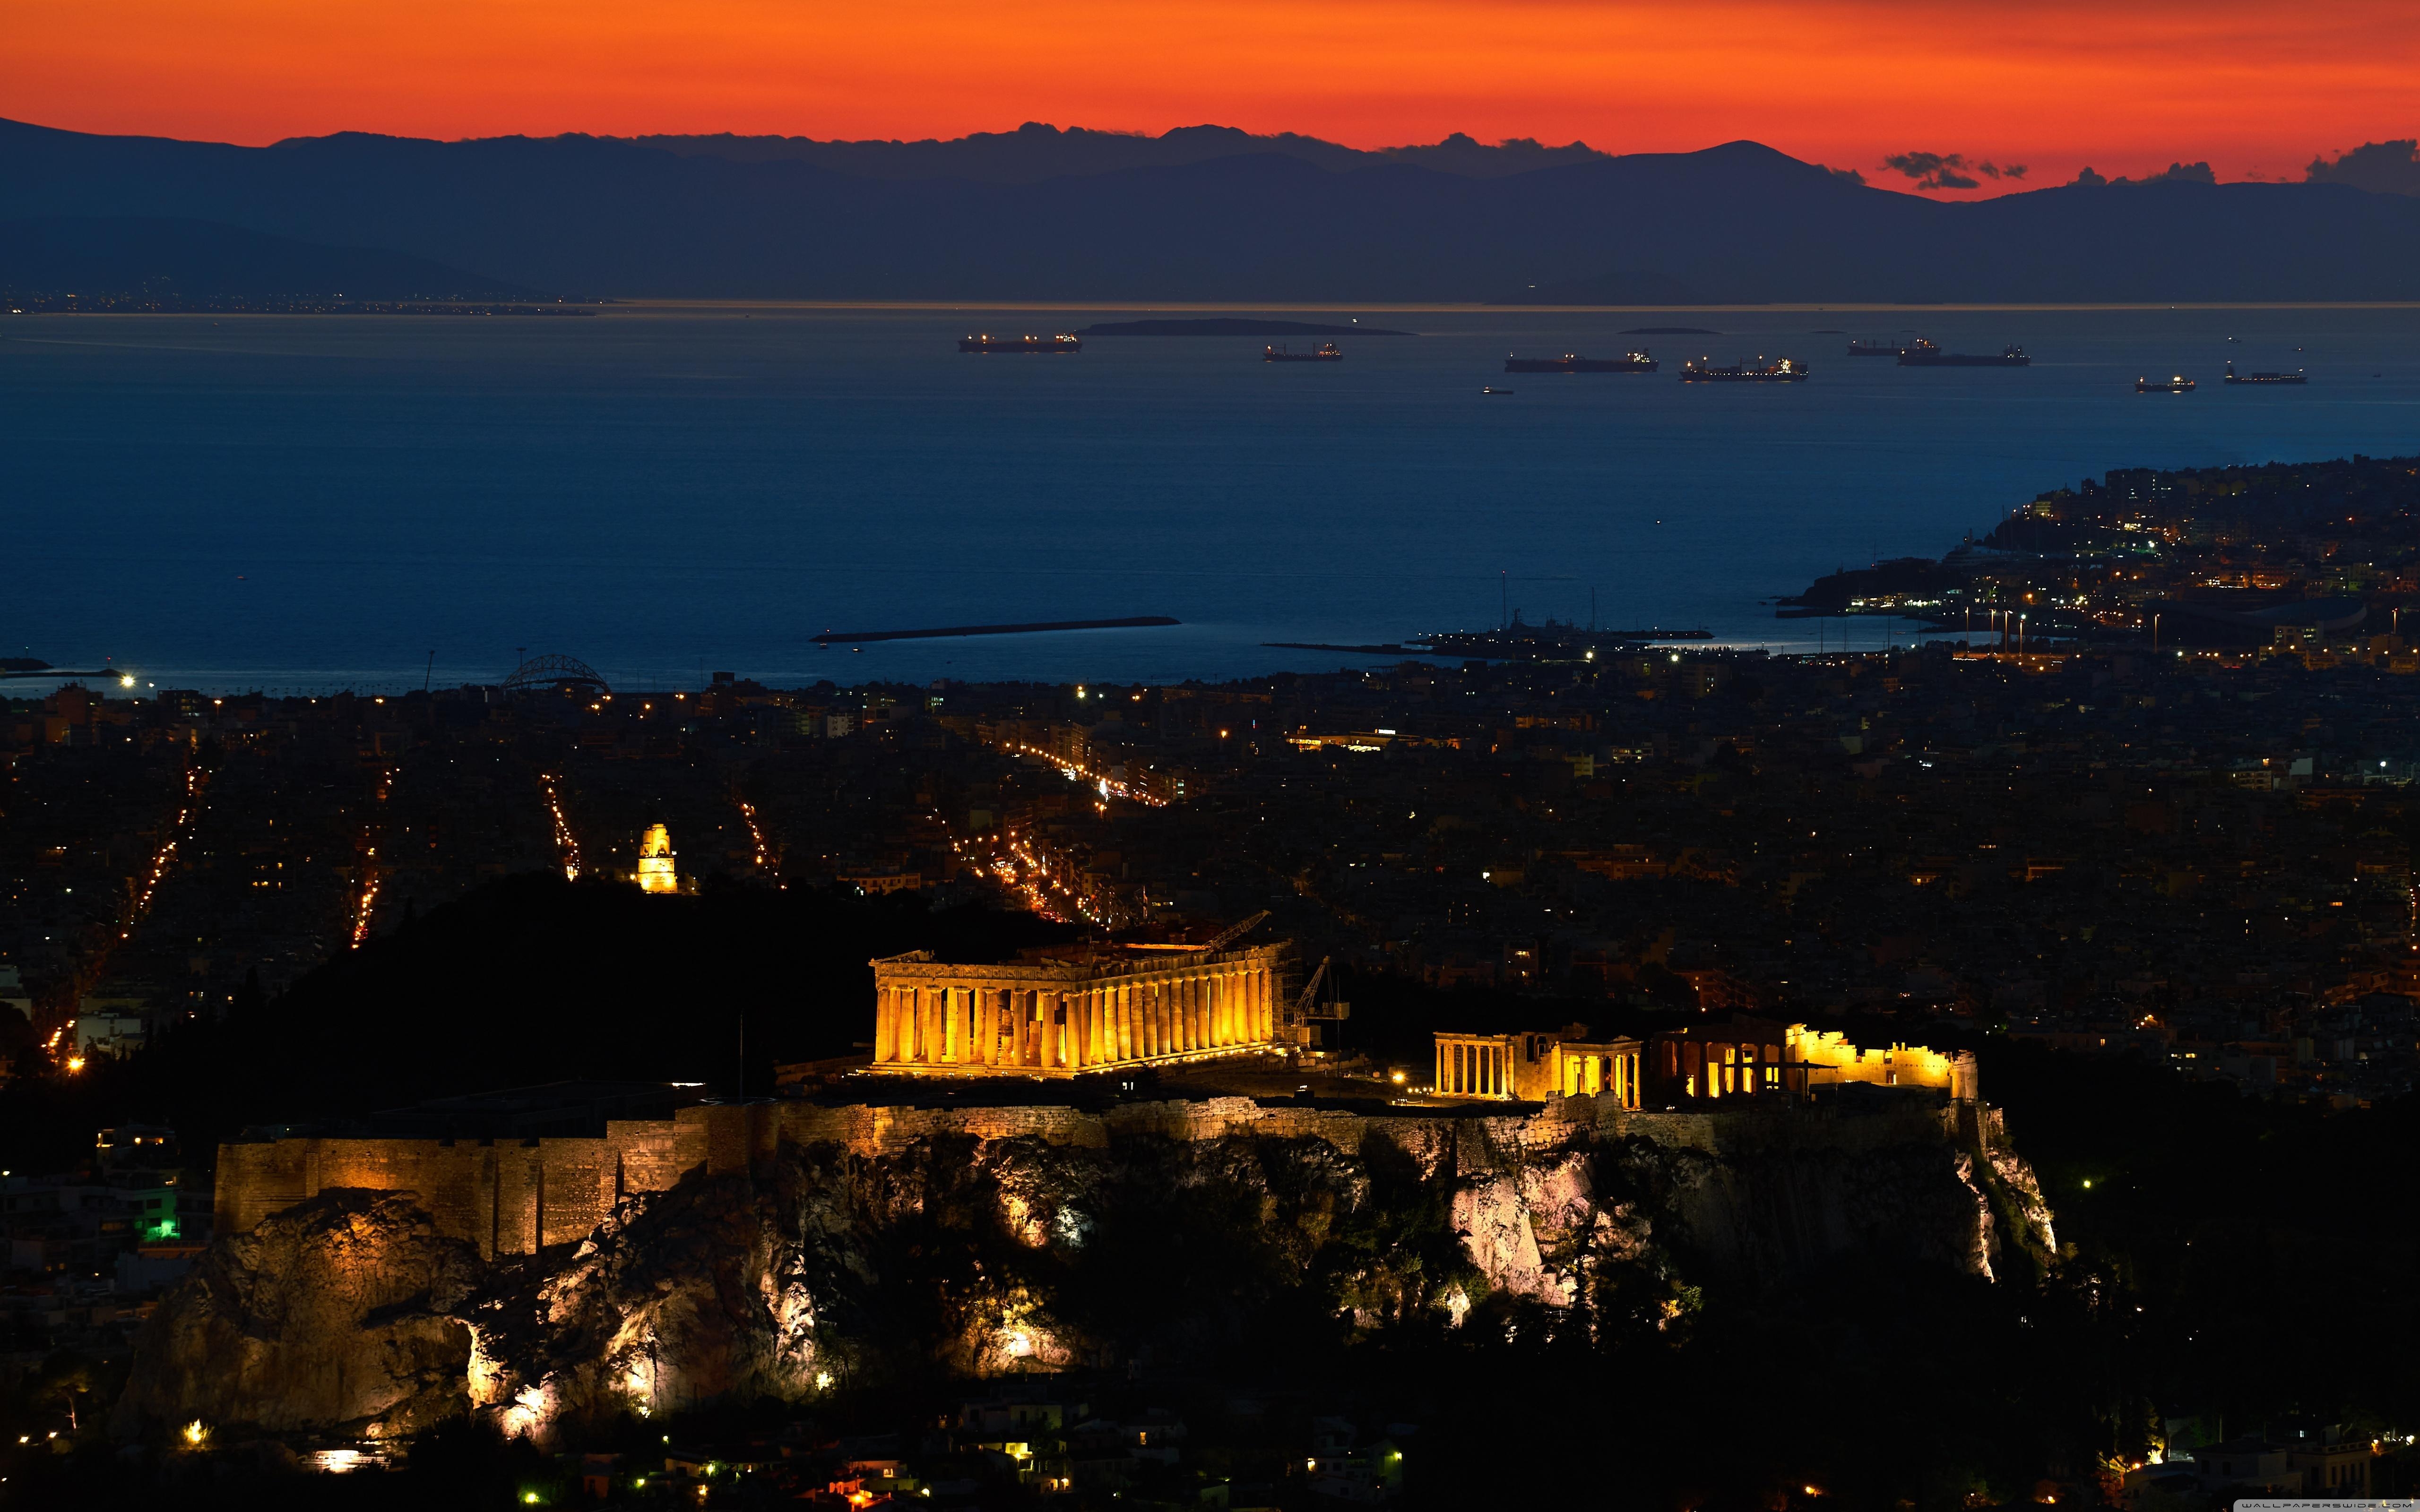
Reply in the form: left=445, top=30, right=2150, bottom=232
left=867, top=941, right=1291, bottom=1077
left=635, top=823, right=679, bottom=894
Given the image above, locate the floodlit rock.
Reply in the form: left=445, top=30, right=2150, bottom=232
left=119, top=1100, right=2055, bottom=1438
left=115, top=1189, right=481, bottom=1439
left=466, top=1171, right=822, bottom=1437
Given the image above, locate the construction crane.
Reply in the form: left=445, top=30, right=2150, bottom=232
left=1200, top=910, right=1270, bottom=953
left=1294, top=956, right=1328, bottom=1020
left=1290, top=955, right=1349, bottom=1055
left=1295, top=956, right=1348, bottom=1021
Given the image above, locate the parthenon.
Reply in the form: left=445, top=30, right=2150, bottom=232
left=868, top=942, right=1290, bottom=1077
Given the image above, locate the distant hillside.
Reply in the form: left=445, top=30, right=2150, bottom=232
left=4, top=118, right=2418, bottom=303
left=0, top=215, right=539, bottom=300
left=1494, top=269, right=1711, bottom=305
left=1073, top=318, right=1414, bottom=336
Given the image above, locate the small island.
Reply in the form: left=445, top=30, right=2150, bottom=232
left=1072, top=317, right=1414, bottom=336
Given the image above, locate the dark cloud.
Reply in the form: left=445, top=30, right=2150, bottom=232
left=1827, top=164, right=1866, bottom=185
left=1882, top=149, right=1958, bottom=179
left=1878, top=150, right=2014, bottom=191
left=2105, top=162, right=2214, bottom=186
left=2072, top=162, right=2217, bottom=189
left=2306, top=139, right=2420, bottom=196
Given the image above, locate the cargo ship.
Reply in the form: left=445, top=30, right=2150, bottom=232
left=959, top=333, right=1082, bottom=353
left=1680, top=356, right=1809, bottom=383
left=1504, top=351, right=1658, bottom=373
left=2222, top=361, right=2306, bottom=386
left=2136, top=374, right=2196, bottom=393
left=1265, top=343, right=1344, bottom=362
left=1847, top=337, right=1905, bottom=357
left=1899, top=341, right=2030, bottom=367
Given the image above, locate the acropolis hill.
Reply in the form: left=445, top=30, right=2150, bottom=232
left=139, top=937, right=2047, bottom=1443
left=147, top=1086, right=2048, bottom=1442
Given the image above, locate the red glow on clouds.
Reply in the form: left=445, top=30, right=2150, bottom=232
left=6, top=0, right=2415, bottom=193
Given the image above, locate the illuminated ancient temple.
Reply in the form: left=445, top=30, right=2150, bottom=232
left=1432, top=1030, right=1645, bottom=1106
left=867, top=941, right=1290, bottom=1077
left=1429, top=1015, right=1975, bottom=1107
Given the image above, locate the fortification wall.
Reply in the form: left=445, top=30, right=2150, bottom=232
left=214, top=1117, right=709, bottom=1261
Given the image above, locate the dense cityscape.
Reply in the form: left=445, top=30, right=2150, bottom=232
left=18, top=0, right=2420, bottom=1486
left=2, top=458, right=2417, bottom=1506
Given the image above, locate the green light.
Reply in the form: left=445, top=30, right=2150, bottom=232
left=523, top=1494, right=540, bottom=1505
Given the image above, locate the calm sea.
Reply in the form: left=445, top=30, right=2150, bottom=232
left=7, top=304, right=2419, bottom=694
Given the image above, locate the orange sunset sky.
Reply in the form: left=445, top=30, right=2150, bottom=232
left=7, top=0, right=2415, bottom=194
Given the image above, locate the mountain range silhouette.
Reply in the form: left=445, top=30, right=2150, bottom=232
left=6, top=118, right=2419, bottom=302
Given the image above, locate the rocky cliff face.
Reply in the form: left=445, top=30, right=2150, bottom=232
left=115, top=1191, right=483, bottom=1438
left=120, top=1099, right=2053, bottom=1441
